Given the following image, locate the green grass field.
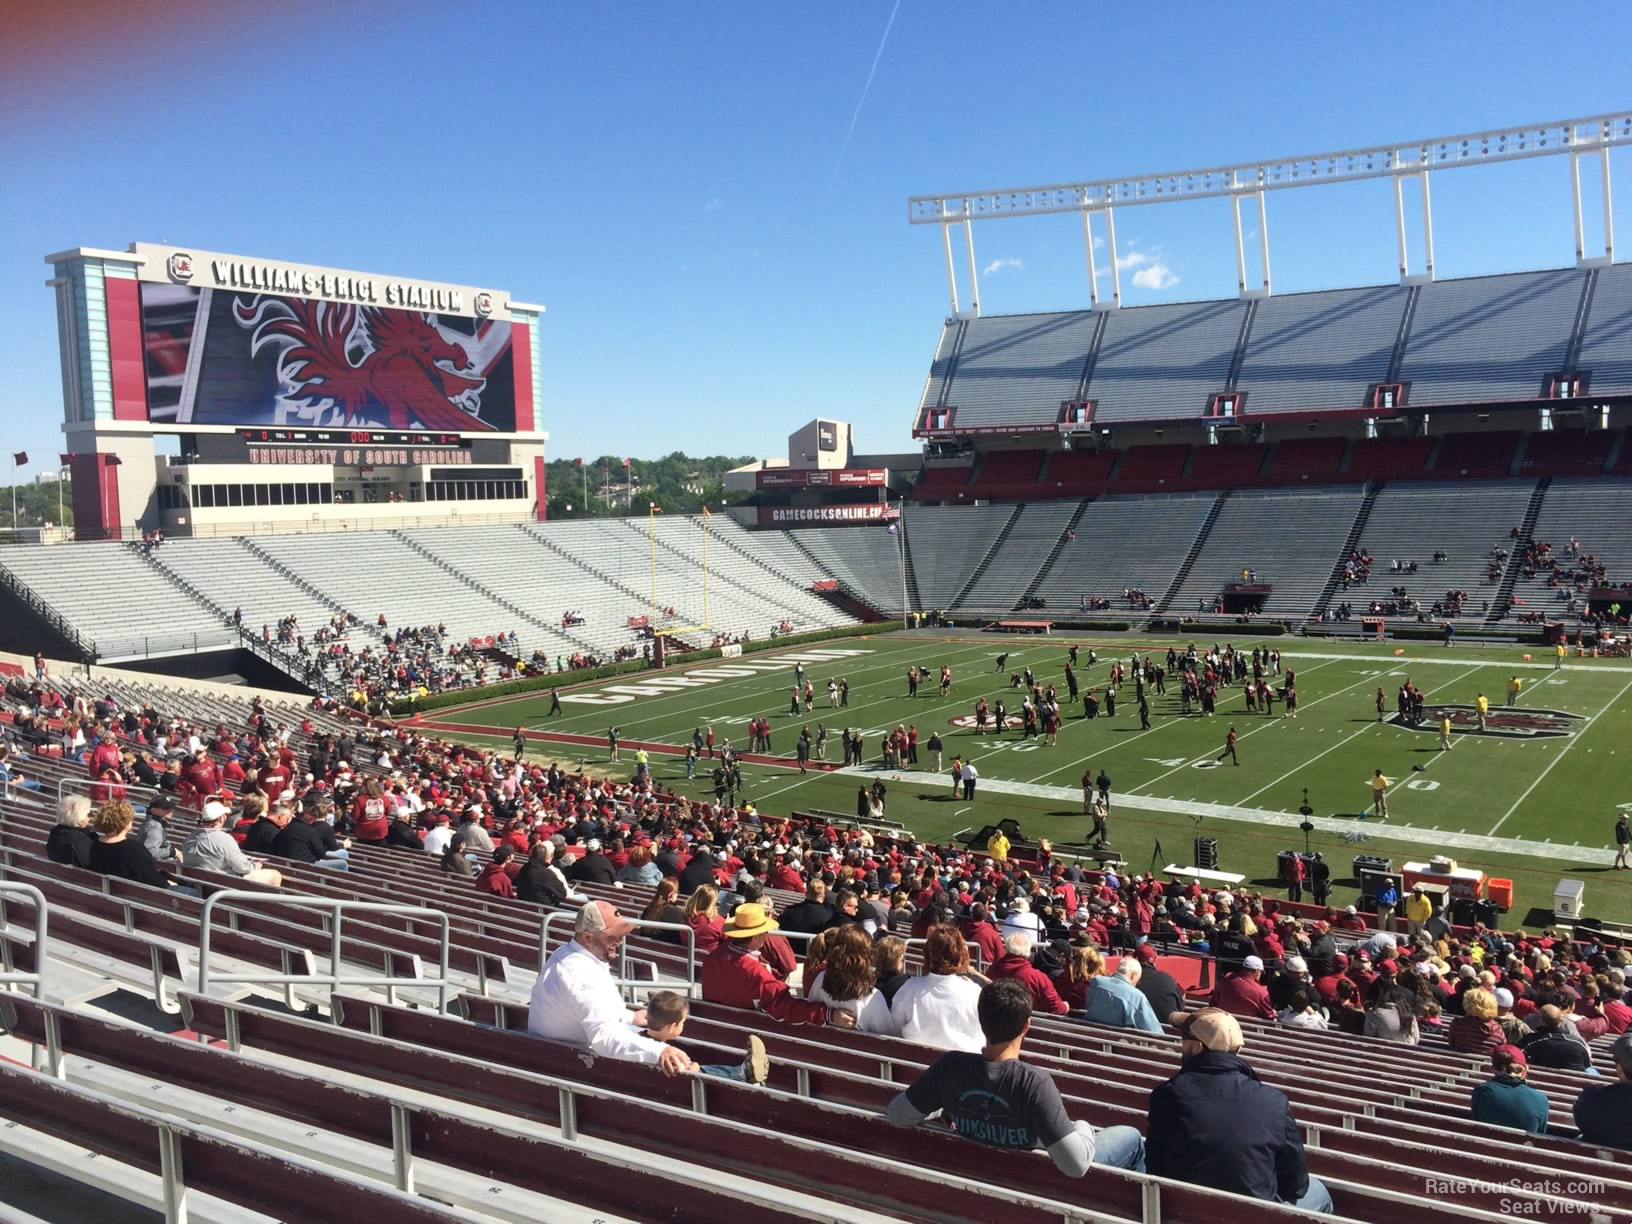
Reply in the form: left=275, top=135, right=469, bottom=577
left=422, top=631, right=1632, bottom=927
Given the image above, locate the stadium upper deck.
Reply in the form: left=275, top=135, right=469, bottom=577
left=914, top=262, right=1632, bottom=436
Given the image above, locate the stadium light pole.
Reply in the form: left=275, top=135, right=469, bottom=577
left=900, top=510, right=909, bottom=629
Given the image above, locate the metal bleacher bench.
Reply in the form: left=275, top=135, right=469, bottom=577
left=793, top=808, right=908, bottom=837
left=1163, top=864, right=1247, bottom=888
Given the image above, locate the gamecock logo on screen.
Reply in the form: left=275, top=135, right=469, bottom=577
left=1398, top=704, right=1583, bottom=740
left=233, top=295, right=502, bottom=432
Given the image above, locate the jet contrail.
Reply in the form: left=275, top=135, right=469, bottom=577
left=828, top=0, right=902, bottom=193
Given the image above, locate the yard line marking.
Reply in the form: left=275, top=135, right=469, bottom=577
left=1488, top=670, right=1632, bottom=835
left=1236, top=724, right=1376, bottom=807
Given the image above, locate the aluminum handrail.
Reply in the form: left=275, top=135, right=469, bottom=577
left=198, top=891, right=454, bottom=1013
left=0, top=883, right=48, bottom=1000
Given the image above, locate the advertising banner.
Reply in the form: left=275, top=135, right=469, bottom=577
left=757, top=504, right=895, bottom=527
left=755, top=468, right=886, bottom=489
left=140, top=283, right=517, bottom=433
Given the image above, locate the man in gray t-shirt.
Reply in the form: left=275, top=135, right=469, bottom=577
left=888, top=979, right=1145, bottom=1173
left=182, top=802, right=283, bottom=886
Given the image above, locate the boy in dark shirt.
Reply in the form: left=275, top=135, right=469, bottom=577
left=888, top=978, right=1145, bottom=1172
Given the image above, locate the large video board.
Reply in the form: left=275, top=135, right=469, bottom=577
left=140, top=283, right=517, bottom=433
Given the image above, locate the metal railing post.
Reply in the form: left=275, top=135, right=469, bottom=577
left=0, top=883, right=48, bottom=1001
left=197, top=891, right=453, bottom=1011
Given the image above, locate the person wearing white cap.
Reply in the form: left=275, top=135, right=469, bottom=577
left=182, top=801, right=283, bottom=886
left=528, top=900, right=689, bottom=1075
left=1209, top=955, right=1275, bottom=1021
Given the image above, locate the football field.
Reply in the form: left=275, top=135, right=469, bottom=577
left=423, top=631, right=1632, bottom=926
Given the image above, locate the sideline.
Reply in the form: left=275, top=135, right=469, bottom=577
left=834, top=764, right=1618, bottom=869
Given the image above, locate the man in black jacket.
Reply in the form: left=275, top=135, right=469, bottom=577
left=570, top=838, right=617, bottom=885
left=1132, top=945, right=1185, bottom=1026
left=270, top=803, right=352, bottom=871
left=1145, top=1008, right=1330, bottom=1211
left=1303, top=921, right=1338, bottom=978
left=779, top=880, right=835, bottom=935
left=240, top=807, right=291, bottom=855
left=382, top=808, right=424, bottom=849
left=516, top=842, right=572, bottom=906
left=1575, top=1034, right=1632, bottom=1149
left=678, top=847, right=720, bottom=894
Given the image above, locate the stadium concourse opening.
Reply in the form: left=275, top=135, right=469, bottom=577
left=7, top=109, right=1632, bottom=1224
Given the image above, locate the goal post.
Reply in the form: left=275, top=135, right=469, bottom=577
left=645, top=505, right=710, bottom=647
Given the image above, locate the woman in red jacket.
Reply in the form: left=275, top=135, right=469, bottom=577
left=684, top=884, right=726, bottom=955
left=351, top=778, right=393, bottom=843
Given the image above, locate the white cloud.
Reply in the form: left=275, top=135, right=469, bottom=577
left=1132, top=261, right=1180, bottom=290
left=1091, top=244, right=1180, bottom=291
left=982, top=257, right=1023, bottom=275
left=702, top=197, right=723, bottom=211
left=1092, top=235, right=1105, bottom=249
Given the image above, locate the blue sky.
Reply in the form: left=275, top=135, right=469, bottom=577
left=1, top=2, right=1627, bottom=472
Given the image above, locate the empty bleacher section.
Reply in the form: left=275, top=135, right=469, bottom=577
left=1029, top=494, right=1219, bottom=614
left=902, top=505, right=1014, bottom=608
left=639, top=514, right=853, bottom=632
left=1505, top=477, right=1632, bottom=621
left=1041, top=447, right=1117, bottom=492
left=1086, top=300, right=1248, bottom=421
left=1165, top=487, right=1367, bottom=617
left=928, top=311, right=1096, bottom=427
left=916, top=318, right=962, bottom=413
left=955, top=501, right=1080, bottom=610
left=1264, top=437, right=1346, bottom=481
left=969, top=448, right=1046, bottom=498
left=1187, top=443, right=1268, bottom=487
left=150, top=537, right=341, bottom=633
left=0, top=518, right=869, bottom=671
left=1114, top=443, right=1191, bottom=484
left=1431, top=430, right=1520, bottom=479
left=783, top=526, right=905, bottom=612
left=1235, top=285, right=1408, bottom=412
left=913, top=464, right=973, bottom=494
left=253, top=531, right=523, bottom=644
left=1398, top=269, right=1585, bottom=405
left=1339, top=481, right=1538, bottom=621
left=0, top=543, right=231, bottom=659
left=1517, top=428, right=1614, bottom=477
left=1582, top=261, right=1632, bottom=396
left=1346, top=436, right=1432, bottom=480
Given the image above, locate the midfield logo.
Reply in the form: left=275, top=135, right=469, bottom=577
left=1395, top=703, right=1584, bottom=740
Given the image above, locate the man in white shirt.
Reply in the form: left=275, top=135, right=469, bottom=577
left=528, top=900, right=691, bottom=1074
left=422, top=813, right=454, bottom=857
left=960, top=760, right=978, bottom=801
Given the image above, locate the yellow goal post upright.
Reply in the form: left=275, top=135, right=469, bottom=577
left=648, top=505, right=709, bottom=664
